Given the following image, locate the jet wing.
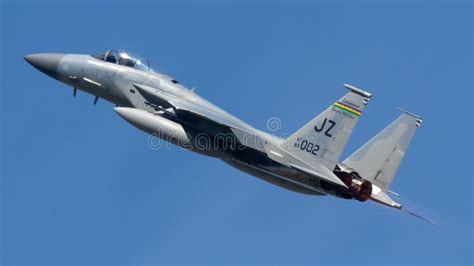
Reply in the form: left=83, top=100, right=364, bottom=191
left=134, top=83, right=346, bottom=189
left=133, top=84, right=249, bottom=131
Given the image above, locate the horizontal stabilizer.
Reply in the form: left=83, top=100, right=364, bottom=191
left=371, top=187, right=402, bottom=209
left=265, top=144, right=348, bottom=188
left=288, top=163, right=347, bottom=188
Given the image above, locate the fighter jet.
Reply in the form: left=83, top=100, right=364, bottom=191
left=25, top=50, right=431, bottom=222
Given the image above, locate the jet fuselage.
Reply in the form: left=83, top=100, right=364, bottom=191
left=24, top=52, right=367, bottom=199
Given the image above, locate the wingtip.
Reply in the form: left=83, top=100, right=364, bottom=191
left=397, top=107, right=422, bottom=119
left=397, top=107, right=423, bottom=127
left=343, top=83, right=372, bottom=99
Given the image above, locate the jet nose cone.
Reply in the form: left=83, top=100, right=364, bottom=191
left=24, top=53, right=65, bottom=79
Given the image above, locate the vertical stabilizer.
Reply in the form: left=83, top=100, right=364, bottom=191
left=342, top=109, right=422, bottom=191
left=281, top=84, right=372, bottom=171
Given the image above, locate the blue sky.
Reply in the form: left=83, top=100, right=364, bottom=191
left=1, top=1, right=472, bottom=265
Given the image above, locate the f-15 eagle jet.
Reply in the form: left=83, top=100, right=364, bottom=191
left=25, top=50, right=429, bottom=222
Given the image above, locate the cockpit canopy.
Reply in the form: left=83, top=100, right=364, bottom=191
left=93, top=50, right=152, bottom=72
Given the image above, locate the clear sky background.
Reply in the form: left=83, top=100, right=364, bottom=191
left=1, top=1, right=472, bottom=265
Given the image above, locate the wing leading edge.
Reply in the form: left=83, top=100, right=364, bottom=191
left=133, top=83, right=251, bottom=131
